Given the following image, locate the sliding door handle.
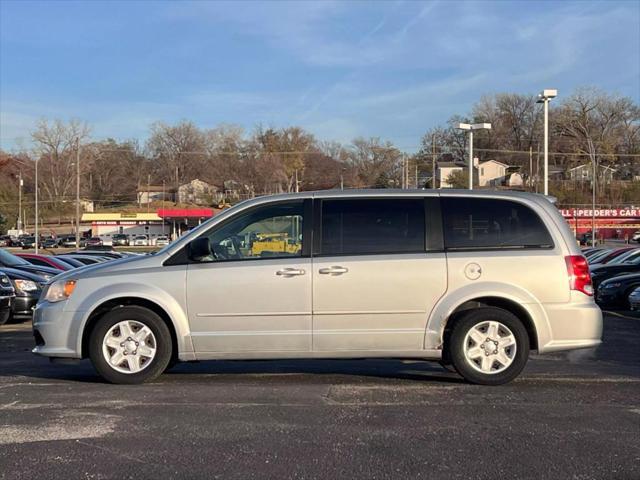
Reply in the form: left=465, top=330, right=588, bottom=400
left=318, top=266, right=349, bottom=275
left=276, top=268, right=305, bottom=276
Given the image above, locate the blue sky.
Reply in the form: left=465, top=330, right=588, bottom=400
left=1, top=0, right=638, bottom=151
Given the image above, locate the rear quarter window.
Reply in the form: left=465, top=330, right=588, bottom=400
left=442, top=197, right=554, bottom=250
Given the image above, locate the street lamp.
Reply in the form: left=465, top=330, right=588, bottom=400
left=458, top=123, right=492, bottom=190
left=537, top=89, right=558, bottom=196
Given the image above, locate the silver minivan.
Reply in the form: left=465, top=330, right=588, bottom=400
left=33, top=190, right=602, bottom=385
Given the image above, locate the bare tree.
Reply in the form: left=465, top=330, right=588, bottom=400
left=31, top=119, right=90, bottom=208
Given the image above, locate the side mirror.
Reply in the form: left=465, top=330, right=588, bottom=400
left=187, top=237, right=212, bottom=261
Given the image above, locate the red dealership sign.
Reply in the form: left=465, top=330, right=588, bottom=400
left=560, top=208, right=640, bottom=218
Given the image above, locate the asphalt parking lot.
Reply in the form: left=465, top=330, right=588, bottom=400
left=1, top=313, right=639, bottom=480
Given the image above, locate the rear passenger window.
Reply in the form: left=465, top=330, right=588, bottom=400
left=442, top=197, right=553, bottom=250
left=320, top=199, right=425, bottom=255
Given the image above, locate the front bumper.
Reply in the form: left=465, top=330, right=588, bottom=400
left=31, top=300, right=83, bottom=358
left=595, top=290, right=625, bottom=308
left=12, top=294, right=39, bottom=318
left=0, top=295, right=13, bottom=323
left=538, top=300, right=603, bottom=353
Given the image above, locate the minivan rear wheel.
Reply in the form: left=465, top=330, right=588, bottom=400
left=88, top=306, right=172, bottom=384
left=448, top=307, right=529, bottom=386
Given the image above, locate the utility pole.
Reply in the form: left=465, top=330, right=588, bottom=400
left=162, top=180, right=166, bottom=235
left=34, top=157, right=39, bottom=254
left=432, top=134, right=437, bottom=189
left=591, top=150, right=597, bottom=248
left=295, top=169, right=299, bottom=193
left=17, top=172, right=23, bottom=231
left=340, top=168, right=344, bottom=190
left=75, top=139, right=81, bottom=249
left=147, top=174, right=151, bottom=214
left=415, top=162, right=418, bottom=189
left=468, top=129, right=474, bottom=190
left=536, top=142, right=540, bottom=193
left=529, top=146, right=533, bottom=191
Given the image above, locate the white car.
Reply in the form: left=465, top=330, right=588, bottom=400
left=632, top=230, right=640, bottom=243
left=33, top=190, right=602, bottom=385
left=132, top=235, right=149, bottom=246
left=155, top=236, right=170, bottom=246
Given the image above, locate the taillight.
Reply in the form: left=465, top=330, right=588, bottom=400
left=565, top=255, right=593, bottom=296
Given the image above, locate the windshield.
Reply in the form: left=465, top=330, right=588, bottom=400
left=0, top=248, right=30, bottom=266
left=609, top=249, right=640, bottom=264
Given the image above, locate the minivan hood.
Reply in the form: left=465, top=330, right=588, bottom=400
left=53, top=252, right=167, bottom=282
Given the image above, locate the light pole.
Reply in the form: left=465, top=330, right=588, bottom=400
left=34, top=157, right=39, bottom=254
left=17, top=172, right=23, bottom=231
left=537, top=89, right=558, bottom=196
left=457, top=123, right=491, bottom=190
left=75, top=140, right=81, bottom=249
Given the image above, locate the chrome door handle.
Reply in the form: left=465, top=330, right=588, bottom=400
left=318, top=266, right=349, bottom=275
left=276, top=268, right=305, bottom=276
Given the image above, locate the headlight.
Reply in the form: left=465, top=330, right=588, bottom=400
left=14, top=279, right=39, bottom=293
left=43, top=279, right=77, bottom=303
left=603, top=282, right=621, bottom=289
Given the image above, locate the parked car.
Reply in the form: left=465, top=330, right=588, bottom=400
left=59, top=236, right=87, bottom=248
left=0, top=236, right=12, bottom=247
left=0, top=249, right=60, bottom=281
left=590, top=256, right=640, bottom=290
left=578, top=232, right=595, bottom=246
left=20, top=236, right=38, bottom=249
left=0, top=270, right=15, bottom=325
left=586, top=249, right=612, bottom=265
left=595, top=273, right=640, bottom=309
left=112, top=234, right=130, bottom=246
left=584, top=247, right=607, bottom=259
left=607, top=248, right=640, bottom=265
left=589, top=247, right=636, bottom=266
left=81, top=245, right=116, bottom=253
left=58, top=254, right=107, bottom=266
left=629, top=287, right=640, bottom=311
left=155, top=236, right=170, bottom=246
left=632, top=231, right=640, bottom=244
left=42, top=238, right=59, bottom=249
left=86, top=237, right=104, bottom=247
left=52, top=256, right=85, bottom=269
left=132, top=235, right=149, bottom=246
left=2, top=267, right=46, bottom=321
left=33, top=190, right=602, bottom=385
left=15, top=253, right=73, bottom=271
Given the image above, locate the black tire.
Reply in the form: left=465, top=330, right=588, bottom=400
left=88, top=306, right=172, bottom=384
left=449, top=307, right=529, bottom=386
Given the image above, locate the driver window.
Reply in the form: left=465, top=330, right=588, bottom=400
left=201, top=201, right=304, bottom=262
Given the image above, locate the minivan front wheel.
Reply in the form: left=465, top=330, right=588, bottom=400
left=449, top=308, right=529, bottom=386
left=88, top=306, right=172, bottom=384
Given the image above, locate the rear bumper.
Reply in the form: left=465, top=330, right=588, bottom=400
left=538, top=301, right=603, bottom=353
